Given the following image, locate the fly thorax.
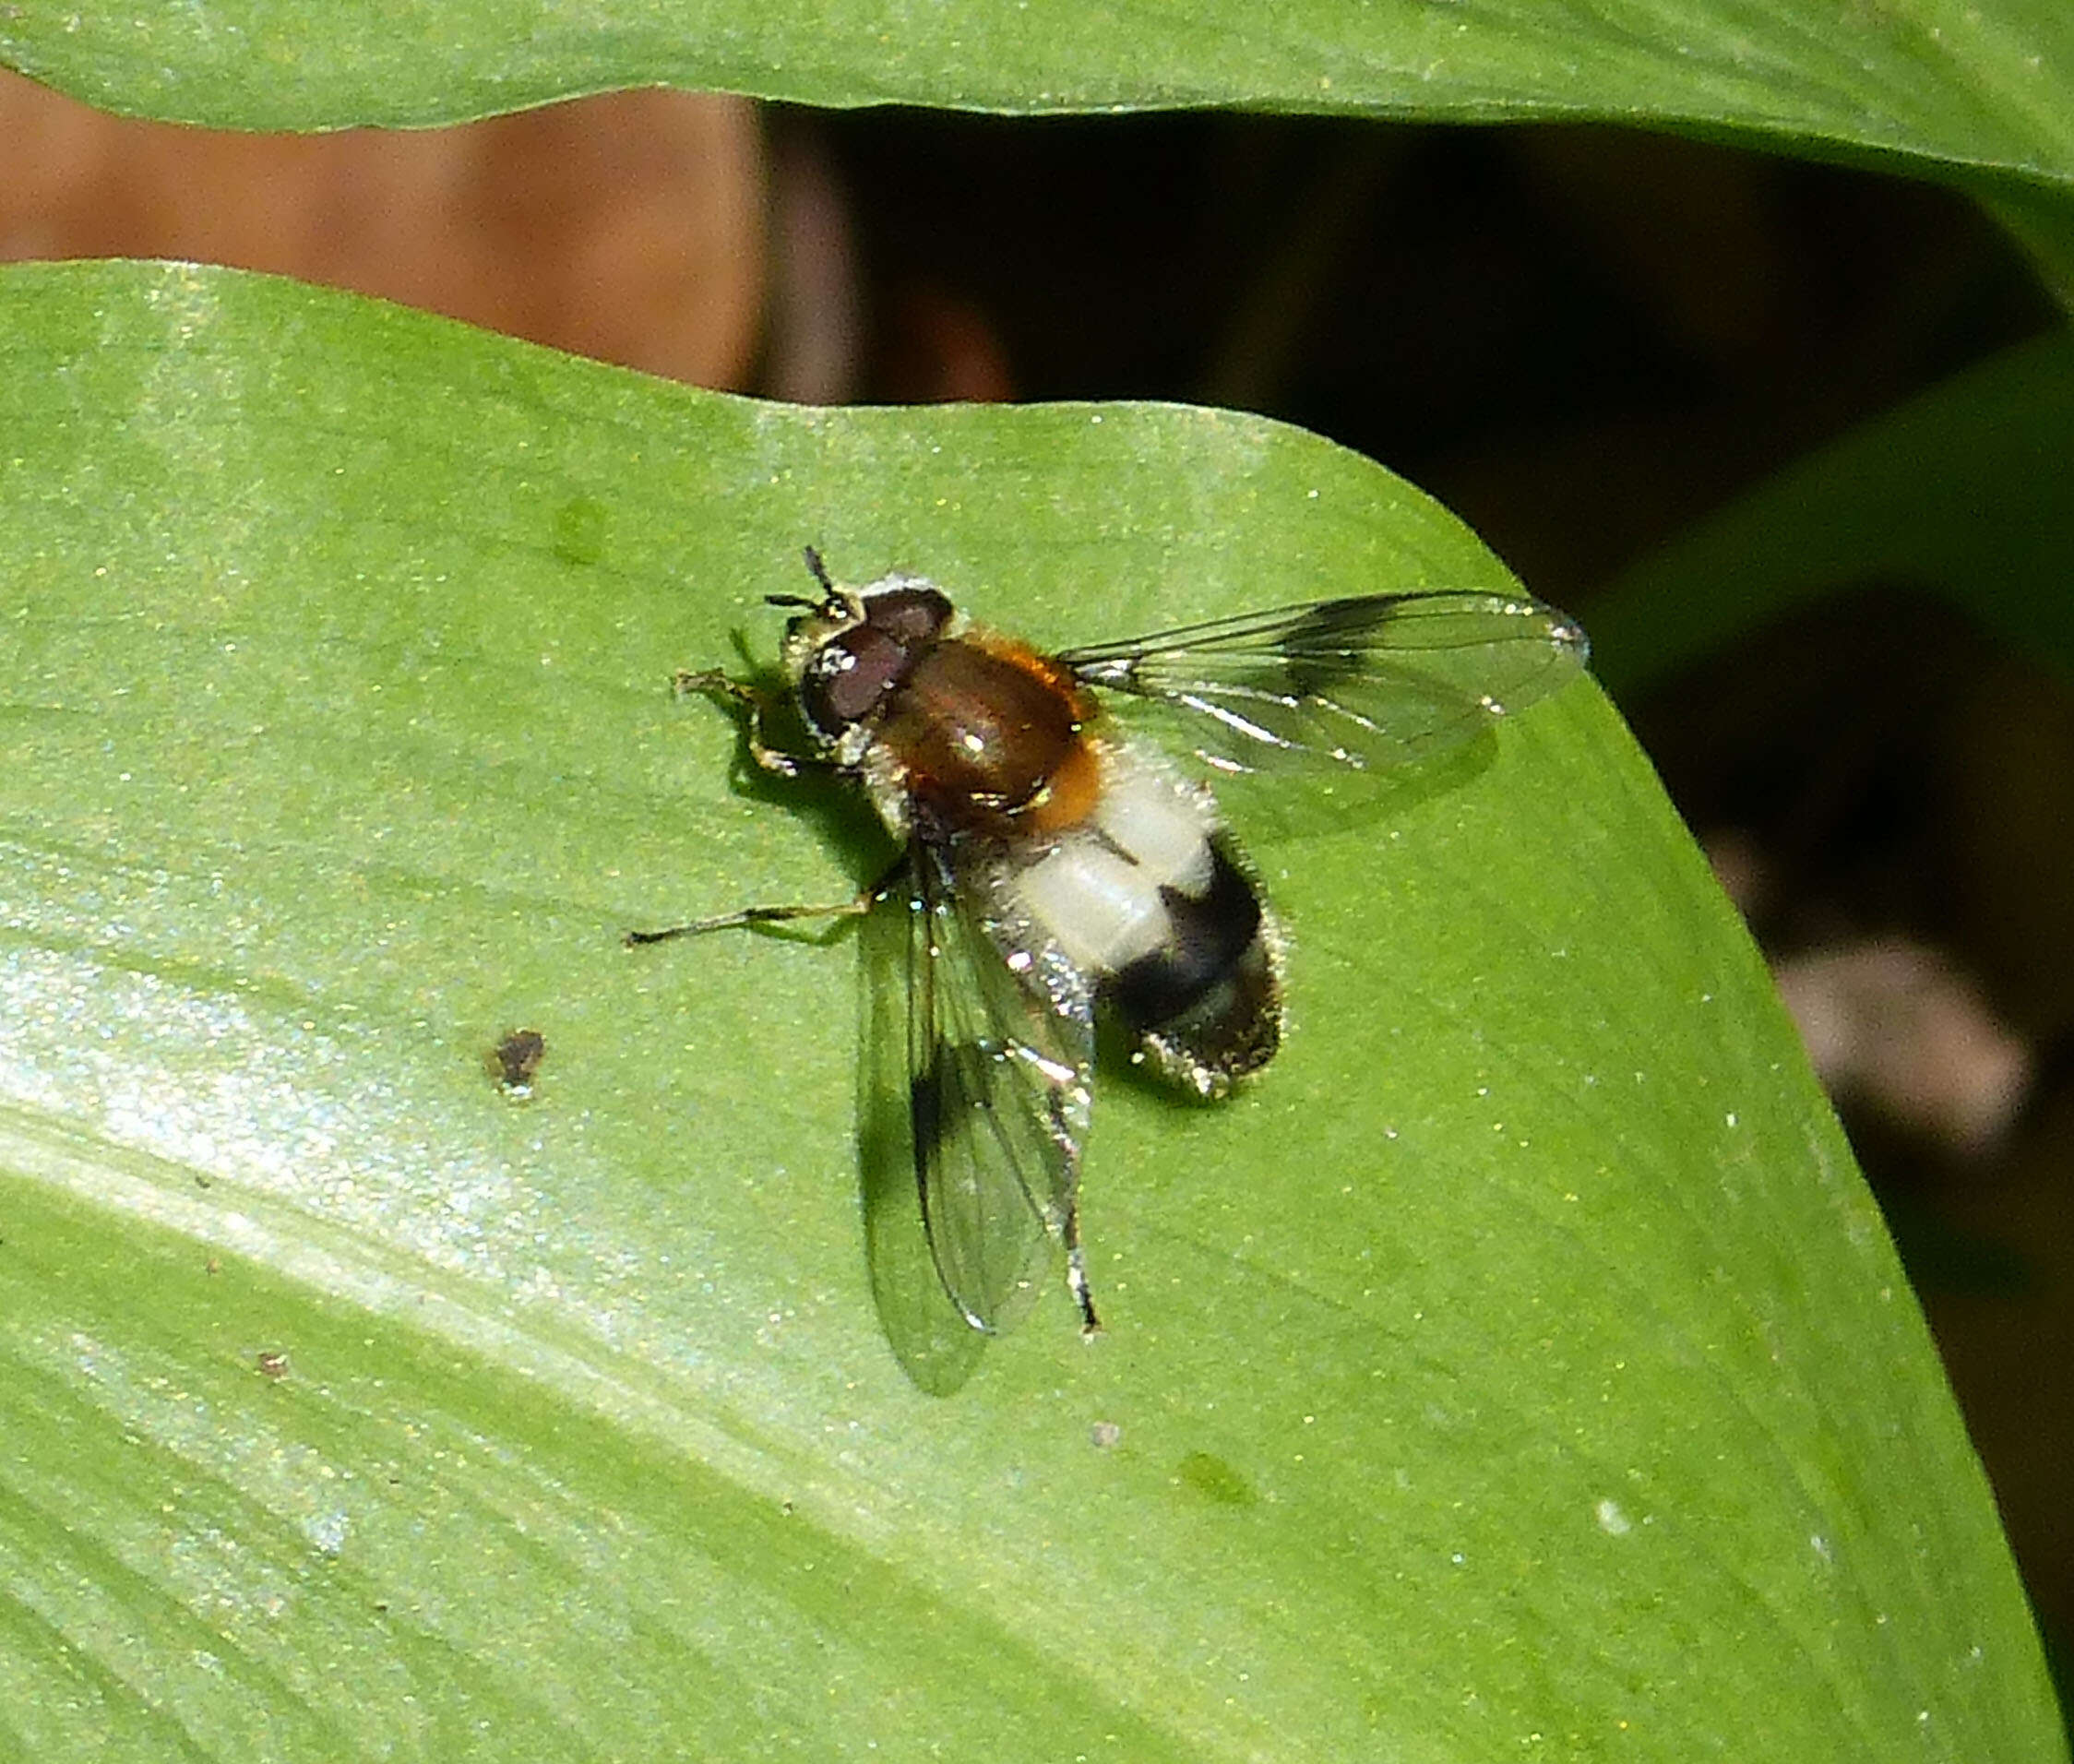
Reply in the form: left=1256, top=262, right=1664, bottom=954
left=882, top=637, right=1088, bottom=831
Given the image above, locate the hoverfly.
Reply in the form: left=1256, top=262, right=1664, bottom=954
left=631, top=549, right=1587, bottom=1345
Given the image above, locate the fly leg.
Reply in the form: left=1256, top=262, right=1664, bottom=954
left=1064, top=1203, right=1103, bottom=1339
left=627, top=674, right=888, bottom=948
left=670, top=669, right=828, bottom=780
left=1047, top=1091, right=1103, bottom=1337
left=624, top=852, right=911, bottom=948
left=625, top=888, right=876, bottom=948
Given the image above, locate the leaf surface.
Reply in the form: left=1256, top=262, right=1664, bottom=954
left=0, top=259, right=2061, bottom=1762
left=4, top=0, right=2074, bottom=190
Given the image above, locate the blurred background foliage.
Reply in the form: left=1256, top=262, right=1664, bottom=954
left=3, top=4, right=2071, bottom=1741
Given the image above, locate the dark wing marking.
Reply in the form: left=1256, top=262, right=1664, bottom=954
left=905, top=840, right=1097, bottom=1335
left=1057, top=591, right=1588, bottom=774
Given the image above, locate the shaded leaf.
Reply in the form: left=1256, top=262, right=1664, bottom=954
left=1589, top=329, right=2074, bottom=695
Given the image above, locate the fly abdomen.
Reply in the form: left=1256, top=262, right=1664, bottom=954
left=1011, top=758, right=1283, bottom=1097
left=1107, top=837, right=1261, bottom=1026
left=1109, top=838, right=1280, bottom=1095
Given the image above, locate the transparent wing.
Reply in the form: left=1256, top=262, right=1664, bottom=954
left=856, top=856, right=985, bottom=1396
left=1057, top=590, right=1588, bottom=773
left=901, top=840, right=1096, bottom=1335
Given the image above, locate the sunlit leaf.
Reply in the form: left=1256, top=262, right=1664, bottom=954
left=0, top=259, right=2061, bottom=1761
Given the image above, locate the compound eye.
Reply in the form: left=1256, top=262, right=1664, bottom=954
left=803, top=626, right=903, bottom=732
left=864, top=585, right=953, bottom=647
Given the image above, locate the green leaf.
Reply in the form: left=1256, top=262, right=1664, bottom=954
left=1, top=259, right=2062, bottom=1760
left=4, top=0, right=2074, bottom=189
left=1587, top=328, right=2074, bottom=696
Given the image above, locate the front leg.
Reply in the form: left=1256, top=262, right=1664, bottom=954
left=671, top=668, right=828, bottom=779
left=626, top=668, right=863, bottom=948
